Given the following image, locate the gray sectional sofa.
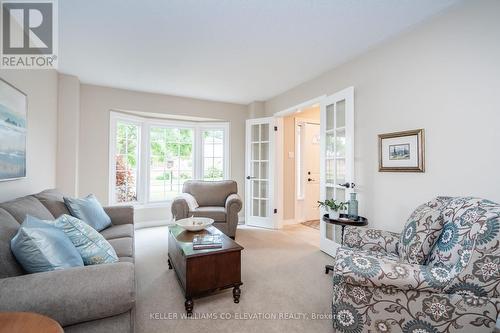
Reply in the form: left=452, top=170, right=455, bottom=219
left=0, top=189, right=135, bottom=333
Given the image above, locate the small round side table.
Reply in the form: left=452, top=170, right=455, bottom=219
left=323, top=213, right=368, bottom=274
left=0, top=312, right=63, bottom=333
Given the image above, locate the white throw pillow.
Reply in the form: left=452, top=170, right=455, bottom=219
left=179, top=193, right=199, bottom=211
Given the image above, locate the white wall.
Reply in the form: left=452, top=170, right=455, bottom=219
left=0, top=70, right=58, bottom=202
left=77, top=84, right=248, bottom=223
left=265, top=0, right=500, bottom=233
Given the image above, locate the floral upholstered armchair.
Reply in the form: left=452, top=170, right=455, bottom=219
left=332, top=197, right=500, bottom=333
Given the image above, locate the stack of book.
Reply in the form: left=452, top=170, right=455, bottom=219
left=193, top=234, right=223, bottom=250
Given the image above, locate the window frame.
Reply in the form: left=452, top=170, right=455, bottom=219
left=109, top=111, right=230, bottom=206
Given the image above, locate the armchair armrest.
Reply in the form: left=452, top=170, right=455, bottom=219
left=171, top=197, right=189, bottom=220
left=0, top=262, right=135, bottom=327
left=343, top=225, right=400, bottom=255
left=225, top=193, right=242, bottom=212
left=225, top=194, right=242, bottom=237
left=334, top=247, right=453, bottom=293
left=103, top=205, right=134, bottom=225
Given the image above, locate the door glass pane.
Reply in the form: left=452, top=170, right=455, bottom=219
left=260, top=181, right=268, bottom=198
left=252, top=143, right=260, bottom=160
left=335, top=129, right=346, bottom=158
left=336, top=100, right=345, bottom=128
left=261, top=124, right=269, bottom=141
left=252, top=162, right=260, bottom=179
left=335, top=188, right=346, bottom=202
left=326, top=186, right=334, bottom=200
left=336, top=159, right=346, bottom=184
left=326, top=160, right=334, bottom=183
left=261, top=143, right=269, bottom=160
left=326, top=103, right=335, bottom=131
left=252, top=124, right=260, bottom=142
left=253, top=181, right=260, bottom=198
left=259, top=161, right=268, bottom=179
left=252, top=198, right=259, bottom=216
left=326, top=133, right=335, bottom=159
left=259, top=200, right=268, bottom=217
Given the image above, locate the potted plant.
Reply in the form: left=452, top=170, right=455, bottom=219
left=317, top=199, right=348, bottom=219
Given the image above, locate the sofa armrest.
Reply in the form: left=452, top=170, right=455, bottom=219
left=0, top=262, right=135, bottom=327
left=103, top=205, right=134, bottom=225
left=343, top=225, right=400, bottom=255
left=334, top=247, right=452, bottom=293
left=171, top=197, right=189, bottom=220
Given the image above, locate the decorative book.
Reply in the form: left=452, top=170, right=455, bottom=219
left=193, top=234, right=223, bottom=250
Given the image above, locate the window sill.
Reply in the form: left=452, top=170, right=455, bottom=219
left=110, top=201, right=172, bottom=209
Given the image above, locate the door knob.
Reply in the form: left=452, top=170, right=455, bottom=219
left=246, top=176, right=256, bottom=180
left=339, top=182, right=356, bottom=188
left=308, top=178, right=316, bottom=182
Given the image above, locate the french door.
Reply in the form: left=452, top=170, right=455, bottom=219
left=320, top=87, right=354, bottom=257
left=245, top=117, right=276, bottom=229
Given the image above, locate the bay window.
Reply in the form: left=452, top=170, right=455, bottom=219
left=109, top=112, right=229, bottom=205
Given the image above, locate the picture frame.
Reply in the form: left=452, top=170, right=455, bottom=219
left=378, top=129, right=425, bottom=172
left=0, top=78, right=28, bottom=181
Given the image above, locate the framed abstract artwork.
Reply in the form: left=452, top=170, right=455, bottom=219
left=0, top=78, right=27, bottom=181
left=378, top=129, right=425, bottom=172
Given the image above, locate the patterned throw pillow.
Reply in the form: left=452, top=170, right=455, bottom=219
left=64, top=194, right=112, bottom=231
left=10, top=215, right=83, bottom=273
left=399, top=197, right=450, bottom=264
left=428, top=197, right=498, bottom=271
left=51, top=214, right=118, bottom=265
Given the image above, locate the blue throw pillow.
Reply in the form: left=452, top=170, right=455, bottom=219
left=10, top=215, right=84, bottom=273
left=52, top=214, right=118, bottom=265
left=64, top=194, right=112, bottom=231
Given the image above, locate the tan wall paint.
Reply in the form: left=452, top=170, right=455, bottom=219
left=57, top=74, right=80, bottom=196
left=78, top=84, right=248, bottom=221
left=0, top=70, right=58, bottom=202
left=265, top=0, right=500, bottom=232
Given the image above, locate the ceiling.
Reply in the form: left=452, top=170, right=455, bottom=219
left=59, top=0, right=461, bottom=105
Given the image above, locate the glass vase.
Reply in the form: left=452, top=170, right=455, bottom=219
left=348, top=192, right=358, bottom=220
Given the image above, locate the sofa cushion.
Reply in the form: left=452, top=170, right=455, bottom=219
left=190, top=206, right=226, bottom=222
left=0, top=208, right=24, bottom=278
left=11, top=215, right=84, bottom=273
left=399, top=197, right=450, bottom=264
left=108, top=237, right=134, bottom=258
left=101, top=224, right=134, bottom=240
left=0, top=196, right=54, bottom=223
left=64, top=194, right=112, bottom=231
left=34, top=189, right=71, bottom=218
left=52, top=214, right=118, bottom=265
left=183, top=180, right=237, bottom=206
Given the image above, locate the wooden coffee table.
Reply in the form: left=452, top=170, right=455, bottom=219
left=167, top=225, right=244, bottom=315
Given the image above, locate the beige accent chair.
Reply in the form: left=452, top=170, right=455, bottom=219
left=171, top=180, right=242, bottom=239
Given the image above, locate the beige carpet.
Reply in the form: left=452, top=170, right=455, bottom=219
left=135, top=224, right=333, bottom=333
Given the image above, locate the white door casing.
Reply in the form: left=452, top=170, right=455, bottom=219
left=320, top=87, right=355, bottom=257
left=245, top=117, right=277, bottom=229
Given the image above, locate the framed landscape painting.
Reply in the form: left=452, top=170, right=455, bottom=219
left=0, top=78, right=27, bottom=181
left=378, top=129, right=425, bottom=172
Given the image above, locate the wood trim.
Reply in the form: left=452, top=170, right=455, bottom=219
left=378, top=129, right=425, bottom=172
